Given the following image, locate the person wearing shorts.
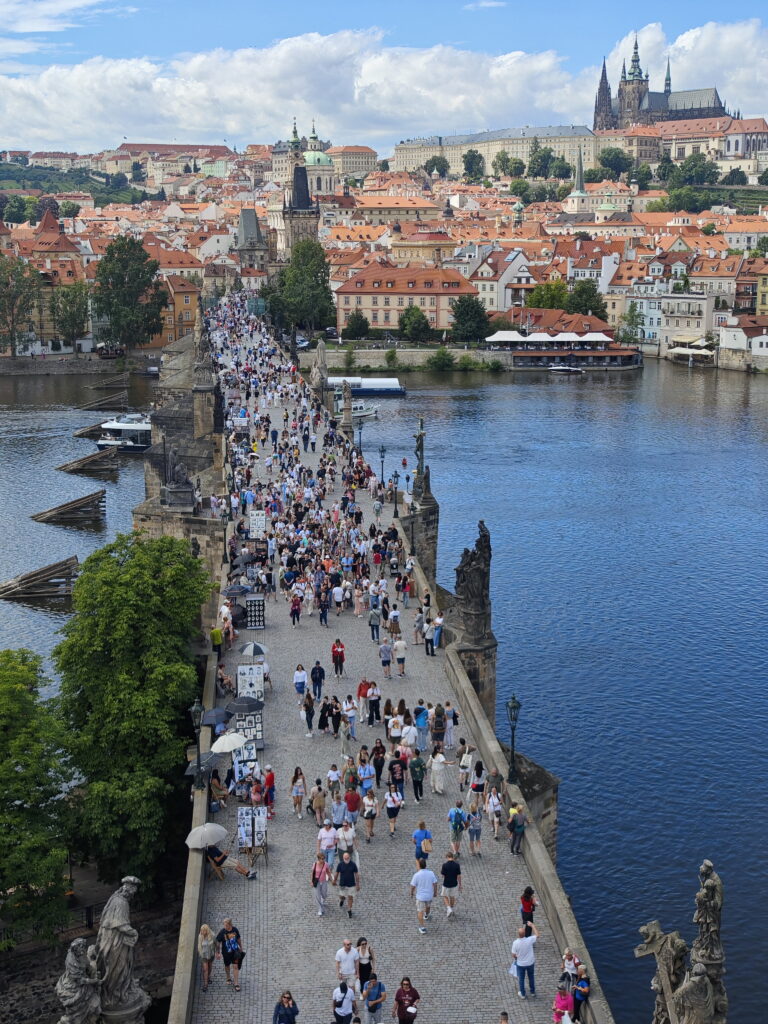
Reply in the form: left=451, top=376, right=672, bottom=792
left=215, top=918, right=245, bottom=990
left=409, top=859, right=438, bottom=934
left=440, top=851, right=462, bottom=917
left=384, top=784, right=403, bottom=836
left=378, top=640, right=392, bottom=680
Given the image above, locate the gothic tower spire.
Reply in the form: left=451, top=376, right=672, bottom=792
left=621, top=59, right=627, bottom=82
left=628, top=35, right=642, bottom=80
left=664, top=57, right=671, bottom=95
left=593, top=57, right=615, bottom=131
left=574, top=146, right=584, bottom=192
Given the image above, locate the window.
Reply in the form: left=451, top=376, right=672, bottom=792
left=371, top=312, right=378, bottom=323
left=373, top=280, right=380, bottom=287
left=408, top=296, right=414, bottom=306
left=356, top=296, right=362, bottom=306
left=184, top=295, right=190, bottom=304
left=383, top=296, right=390, bottom=306
left=372, top=296, right=378, bottom=306
left=184, top=311, right=191, bottom=320
left=407, top=281, right=415, bottom=288
left=692, top=145, right=700, bottom=155
left=676, top=147, right=685, bottom=160
left=384, top=311, right=390, bottom=323
left=344, top=296, right=350, bottom=305
left=430, top=297, right=436, bottom=306
left=166, top=314, right=173, bottom=324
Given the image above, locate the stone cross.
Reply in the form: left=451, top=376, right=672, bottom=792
left=635, top=920, right=685, bottom=1024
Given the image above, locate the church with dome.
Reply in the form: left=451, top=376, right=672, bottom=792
left=270, top=121, right=337, bottom=194
left=593, top=37, right=729, bottom=131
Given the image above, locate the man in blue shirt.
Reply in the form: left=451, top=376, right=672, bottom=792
left=362, top=973, right=387, bottom=1023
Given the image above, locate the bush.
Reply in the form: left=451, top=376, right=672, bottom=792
left=384, top=349, right=400, bottom=369
left=50, top=339, right=61, bottom=352
left=456, top=354, right=481, bottom=371
left=425, top=346, right=456, bottom=371
left=343, top=345, right=356, bottom=372
left=486, top=359, right=505, bottom=373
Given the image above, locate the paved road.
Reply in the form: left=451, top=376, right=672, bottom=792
left=191, top=387, right=564, bottom=1024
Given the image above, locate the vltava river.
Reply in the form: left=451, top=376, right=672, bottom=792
left=367, top=361, right=767, bottom=1024
left=0, top=362, right=764, bottom=1022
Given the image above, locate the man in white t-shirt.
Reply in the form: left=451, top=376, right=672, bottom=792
left=510, top=922, right=538, bottom=999
left=317, top=820, right=339, bottom=873
left=335, top=938, right=360, bottom=986
left=409, top=858, right=438, bottom=933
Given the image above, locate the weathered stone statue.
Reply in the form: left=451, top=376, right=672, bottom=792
left=692, top=861, right=724, bottom=964
left=55, top=938, right=102, bottom=1024
left=412, top=418, right=426, bottom=502
left=315, top=336, right=328, bottom=376
left=674, top=964, right=715, bottom=1024
left=341, top=379, right=353, bottom=435
left=455, top=520, right=492, bottom=610
left=95, top=875, right=150, bottom=1022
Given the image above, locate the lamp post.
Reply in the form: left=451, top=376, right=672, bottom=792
left=392, top=469, right=400, bottom=519
left=189, top=697, right=205, bottom=790
left=378, top=444, right=386, bottom=486
left=505, top=695, right=522, bottom=784
left=222, top=522, right=229, bottom=567
left=409, top=515, right=416, bottom=557
left=357, top=420, right=363, bottom=455
left=405, top=473, right=410, bottom=494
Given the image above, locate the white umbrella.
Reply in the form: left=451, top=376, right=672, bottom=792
left=211, top=731, right=248, bottom=754
left=185, top=822, right=228, bottom=849
left=238, top=641, right=269, bottom=657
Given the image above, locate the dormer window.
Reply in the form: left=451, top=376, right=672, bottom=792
left=373, top=280, right=381, bottom=287
left=407, top=281, right=415, bottom=288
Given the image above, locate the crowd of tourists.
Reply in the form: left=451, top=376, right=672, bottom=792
left=192, top=295, right=590, bottom=1023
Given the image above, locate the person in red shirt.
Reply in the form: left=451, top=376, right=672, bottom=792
left=520, top=885, right=538, bottom=924
left=393, top=978, right=420, bottom=1022
left=264, top=766, right=276, bottom=818
left=344, top=787, right=362, bottom=824
left=331, top=639, right=346, bottom=678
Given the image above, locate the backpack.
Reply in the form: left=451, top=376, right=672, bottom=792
left=434, top=712, right=445, bottom=732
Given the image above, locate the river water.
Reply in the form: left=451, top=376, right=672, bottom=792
left=0, top=362, right=764, bottom=1022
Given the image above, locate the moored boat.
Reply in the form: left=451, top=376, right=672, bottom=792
left=95, top=413, right=152, bottom=453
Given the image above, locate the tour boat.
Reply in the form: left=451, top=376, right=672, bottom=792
left=548, top=364, right=585, bottom=374
left=326, top=376, right=406, bottom=396
left=95, top=413, right=152, bottom=452
left=333, top=393, right=380, bottom=422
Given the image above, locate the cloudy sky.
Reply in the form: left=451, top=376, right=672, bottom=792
left=1, top=1, right=767, bottom=154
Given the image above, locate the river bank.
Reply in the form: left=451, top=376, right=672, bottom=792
left=0, top=355, right=159, bottom=374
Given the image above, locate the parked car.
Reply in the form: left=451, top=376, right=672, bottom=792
left=325, top=327, right=338, bottom=339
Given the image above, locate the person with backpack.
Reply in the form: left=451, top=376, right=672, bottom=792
left=508, top=802, right=531, bottom=856
left=431, top=703, right=446, bottom=746
left=362, top=973, right=387, bottom=1023
left=448, top=799, right=467, bottom=856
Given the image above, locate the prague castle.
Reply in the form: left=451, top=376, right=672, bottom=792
left=593, top=37, right=729, bottom=131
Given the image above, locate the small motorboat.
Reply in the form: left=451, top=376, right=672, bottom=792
left=334, top=393, right=379, bottom=421
left=95, top=413, right=152, bottom=452
left=548, top=364, right=585, bottom=374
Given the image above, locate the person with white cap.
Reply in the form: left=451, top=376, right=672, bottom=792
left=317, top=818, right=339, bottom=873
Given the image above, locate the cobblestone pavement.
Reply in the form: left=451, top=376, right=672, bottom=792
left=191, top=388, right=563, bottom=1024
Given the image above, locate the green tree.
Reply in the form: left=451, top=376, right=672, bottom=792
left=398, top=305, right=431, bottom=343
left=0, top=194, right=7, bottom=220
left=508, top=179, right=530, bottom=203
left=671, top=153, right=720, bottom=186
left=598, top=147, right=633, bottom=179
left=584, top=167, right=607, bottom=183
left=0, top=649, right=73, bottom=949
left=49, top=281, right=90, bottom=350
left=24, top=196, right=40, bottom=224
left=526, top=280, right=568, bottom=309
left=508, top=157, right=525, bottom=178
left=557, top=184, right=573, bottom=201
left=183, top=163, right=192, bottom=174
left=280, top=240, right=335, bottom=331
left=491, top=150, right=510, bottom=177
left=750, top=236, right=768, bottom=256
left=758, top=167, right=768, bottom=186
left=656, top=153, right=675, bottom=181
left=342, top=309, right=369, bottom=340
left=131, top=161, right=145, bottom=183
left=38, top=197, right=60, bottom=220
left=111, top=172, right=128, bottom=189
left=616, top=300, right=644, bottom=344
left=54, top=533, right=211, bottom=885
left=702, top=223, right=717, bottom=236
left=424, top=155, right=449, bottom=178
left=549, top=157, right=572, bottom=179
left=527, top=146, right=554, bottom=179
left=530, top=184, right=548, bottom=203
left=425, top=345, right=456, bottom=370
left=0, top=253, right=41, bottom=356
left=450, top=294, right=489, bottom=343
left=4, top=195, right=27, bottom=222
left=566, top=279, right=608, bottom=320
left=462, top=149, right=485, bottom=181
left=668, top=187, right=711, bottom=213
left=94, top=236, right=166, bottom=350
left=645, top=198, right=670, bottom=212
left=721, top=167, right=747, bottom=186
left=378, top=159, right=390, bottom=172
left=635, top=163, right=653, bottom=190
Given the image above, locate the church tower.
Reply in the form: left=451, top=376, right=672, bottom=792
left=593, top=57, right=615, bottom=130
left=664, top=57, right=671, bottom=96
left=617, top=36, right=649, bottom=127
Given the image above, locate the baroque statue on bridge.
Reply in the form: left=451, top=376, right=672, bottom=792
left=55, top=938, right=102, bottom=1024
left=95, top=876, right=151, bottom=1021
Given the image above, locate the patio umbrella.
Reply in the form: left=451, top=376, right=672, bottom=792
left=185, top=822, right=228, bottom=849
left=223, top=584, right=250, bottom=597
left=202, top=707, right=231, bottom=726
left=184, top=750, right=221, bottom=776
left=225, top=695, right=264, bottom=715
left=211, top=731, right=248, bottom=754
left=238, top=641, right=269, bottom=657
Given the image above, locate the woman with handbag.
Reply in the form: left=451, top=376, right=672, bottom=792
left=362, top=789, right=379, bottom=842
left=411, top=820, right=432, bottom=868
left=393, top=977, right=420, bottom=1022
left=484, top=785, right=504, bottom=840
left=310, top=852, right=333, bottom=917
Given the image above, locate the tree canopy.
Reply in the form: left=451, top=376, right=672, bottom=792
left=450, top=294, right=489, bottom=343
left=342, top=309, right=369, bottom=340
left=54, top=533, right=211, bottom=885
left=93, top=236, right=166, bottom=350
left=598, top=147, right=633, bottom=179
left=671, top=153, right=720, bottom=186
left=0, top=649, right=72, bottom=948
left=616, top=300, right=644, bottom=345
left=50, top=281, right=90, bottom=349
left=0, top=253, right=41, bottom=356
left=720, top=168, right=747, bottom=186
left=634, top=163, right=653, bottom=191
left=462, top=149, right=485, bottom=181
left=526, top=280, right=568, bottom=309
left=424, top=155, right=449, bottom=178
left=527, top=146, right=554, bottom=179
left=279, top=240, right=335, bottom=331
left=567, top=279, right=608, bottom=320
left=549, top=157, right=573, bottom=180
left=398, top=305, right=431, bottom=343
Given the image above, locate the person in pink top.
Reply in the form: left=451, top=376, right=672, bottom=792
left=552, top=981, right=574, bottom=1022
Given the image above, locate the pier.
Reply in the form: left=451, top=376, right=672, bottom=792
left=0, top=555, right=78, bottom=600
left=31, top=489, right=106, bottom=524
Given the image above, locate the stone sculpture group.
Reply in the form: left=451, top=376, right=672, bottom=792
left=635, top=860, right=727, bottom=1024
left=55, top=876, right=150, bottom=1024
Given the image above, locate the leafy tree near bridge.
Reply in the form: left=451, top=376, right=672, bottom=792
left=49, top=280, right=90, bottom=350
left=342, top=309, right=369, bottom=340
left=54, top=533, right=211, bottom=886
left=671, top=153, right=720, bottom=186
left=598, top=147, right=633, bottom=179
left=450, top=294, right=489, bottom=343
left=507, top=157, right=525, bottom=178
left=93, top=235, right=166, bottom=350
left=526, top=280, right=568, bottom=309
left=634, top=163, right=653, bottom=190
left=462, top=149, right=485, bottom=181
left=584, top=167, right=608, bottom=183
left=398, top=304, right=431, bottom=343
left=424, top=155, right=449, bottom=178
left=616, top=300, right=645, bottom=345
left=566, top=279, right=608, bottom=320
left=280, top=240, right=335, bottom=331
left=491, top=149, right=511, bottom=177
left=0, top=253, right=42, bottom=356
left=59, top=201, right=81, bottom=218
left=720, top=167, right=747, bottom=186
left=0, top=649, right=73, bottom=949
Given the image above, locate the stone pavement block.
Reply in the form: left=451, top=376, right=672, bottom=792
left=190, top=389, right=563, bottom=1024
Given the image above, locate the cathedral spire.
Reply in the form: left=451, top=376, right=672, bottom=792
left=574, top=146, right=584, bottom=193
left=593, top=57, right=615, bottom=131
left=628, top=35, right=643, bottom=80
left=664, top=57, right=671, bottom=95
left=621, top=59, right=627, bottom=82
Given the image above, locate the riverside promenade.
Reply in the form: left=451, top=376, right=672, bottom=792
left=188, top=411, right=568, bottom=1024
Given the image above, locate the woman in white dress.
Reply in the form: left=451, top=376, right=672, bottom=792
left=426, top=744, right=454, bottom=795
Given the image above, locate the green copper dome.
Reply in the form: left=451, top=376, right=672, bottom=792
left=304, top=150, right=333, bottom=167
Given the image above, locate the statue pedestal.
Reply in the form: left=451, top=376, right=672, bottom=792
left=160, top=484, right=195, bottom=511
left=102, top=992, right=150, bottom=1024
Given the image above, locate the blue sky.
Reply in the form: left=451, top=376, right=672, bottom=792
left=0, top=2, right=766, bottom=151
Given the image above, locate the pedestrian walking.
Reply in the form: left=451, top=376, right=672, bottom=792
left=448, top=800, right=467, bottom=855
left=334, top=851, right=360, bottom=918
left=197, top=923, right=215, bottom=992
left=290, top=594, right=302, bottom=627
left=393, top=978, right=421, bottom=1022
left=409, top=748, right=426, bottom=803
left=384, top=783, right=403, bottom=836
left=335, top=938, right=360, bottom=988
left=444, top=701, right=457, bottom=748
left=311, top=660, right=325, bottom=699
left=362, top=789, right=379, bottom=842
left=367, top=682, right=381, bottom=725
left=427, top=745, right=452, bottom=795
left=317, top=819, right=338, bottom=872
left=273, top=990, right=300, bottom=1024
left=356, top=937, right=376, bottom=991
left=411, top=820, right=432, bottom=868
left=458, top=741, right=474, bottom=791
left=368, top=605, right=380, bottom=642
left=470, top=759, right=487, bottom=804
left=393, top=637, right=407, bottom=676
left=311, top=779, right=327, bottom=824
left=431, top=703, right=446, bottom=746
left=290, top=767, right=307, bottom=818
left=332, top=981, right=356, bottom=1024
left=303, top=693, right=315, bottom=736
left=343, top=696, right=358, bottom=739
left=340, top=715, right=353, bottom=757
left=294, top=664, right=308, bottom=701
left=372, top=739, right=387, bottom=787
left=508, top=802, right=530, bottom=856
left=485, top=785, right=504, bottom=840
left=311, top=852, right=334, bottom=916
left=413, top=700, right=429, bottom=750
left=378, top=639, right=392, bottom=679
left=466, top=802, right=482, bottom=856
left=332, top=639, right=346, bottom=677
left=520, top=885, right=539, bottom=924
left=440, top=851, right=462, bottom=917
left=362, top=973, right=387, bottom=1023
left=410, top=859, right=438, bottom=934
left=433, top=611, right=444, bottom=649
left=509, top=922, right=538, bottom=999
left=215, top=917, right=245, bottom=991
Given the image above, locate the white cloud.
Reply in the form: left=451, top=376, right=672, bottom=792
left=463, top=1, right=507, bottom=10
left=0, top=20, right=765, bottom=152
left=0, top=0, right=113, bottom=33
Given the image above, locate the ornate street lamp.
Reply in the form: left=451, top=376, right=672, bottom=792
left=506, top=695, right=522, bottom=784
left=357, top=420, right=363, bottom=455
left=378, top=444, right=386, bottom=485
left=405, top=473, right=410, bottom=494
left=392, top=469, right=400, bottom=519
left=409, top=516, right=416, bottom=557
left=189, top=697, right=205, bottom=791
